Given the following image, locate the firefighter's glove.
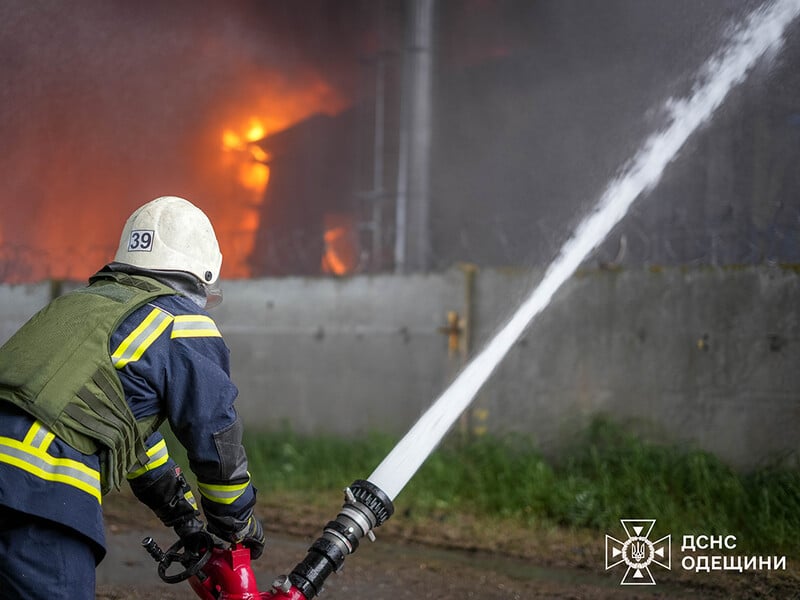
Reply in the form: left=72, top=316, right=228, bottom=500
left=206, top=511, right=265, bottom=559
left=174, top=515, right=205, bottom=544
left=178, top=521, right=210, bottom=557
left=129, top=466, right=201, bottom=530
left=235, top=516, right=266, bottom=560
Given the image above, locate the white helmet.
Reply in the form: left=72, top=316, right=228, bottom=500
left=114, top=196, right=223, bottom=284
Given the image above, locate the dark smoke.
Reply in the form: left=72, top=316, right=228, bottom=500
left=1, top=0, right=797, bottom=280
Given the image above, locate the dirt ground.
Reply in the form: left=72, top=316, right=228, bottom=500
left=96, top=490, right=800, bottom=600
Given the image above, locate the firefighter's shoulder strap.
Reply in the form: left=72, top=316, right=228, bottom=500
left=0, top=270, right=177, bottom=494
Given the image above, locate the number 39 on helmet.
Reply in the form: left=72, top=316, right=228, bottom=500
left=114, top=196, right=223, bottom=284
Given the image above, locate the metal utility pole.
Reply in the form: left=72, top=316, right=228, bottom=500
left=394, top=0, right=435, bottom=273
left=368, top=1, right=388, bottom=272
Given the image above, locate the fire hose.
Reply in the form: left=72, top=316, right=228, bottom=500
left=143, top=479, right=393, bottom=599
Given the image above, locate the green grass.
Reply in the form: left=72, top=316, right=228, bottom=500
left=546, top=419, right=800, bottom=552
left=242, top=428, right=396, bottom=493
left=166, top=418, right=800, bottom=554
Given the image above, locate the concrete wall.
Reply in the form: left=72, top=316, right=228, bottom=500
left=0, top=283, right=52, bottom=343
left=1, top=266, right=797, bottom=468
left=471, top=266, right=800, bottom=468
left=214, top=271, right=463, bottom=436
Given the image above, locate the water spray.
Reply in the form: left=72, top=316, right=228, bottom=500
left=367, top=0, right=800, bottom=502
left=144, top=1, right=800, bottom=597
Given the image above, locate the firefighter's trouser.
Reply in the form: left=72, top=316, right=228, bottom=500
left=0, top=507, right=95, bottom=600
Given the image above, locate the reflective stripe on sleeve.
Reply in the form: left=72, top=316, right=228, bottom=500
left=197, top=476, right=250, bottom=505
left=126, top=438, right=170, bottom=479
left=171, top=315, right=221, bottom=339
left=112, top=307, right=174, bottom=368
left=0, top=436, right=102, bottom=503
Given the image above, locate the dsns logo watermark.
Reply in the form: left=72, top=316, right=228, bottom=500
left=605, top=519, right=671, bottom=585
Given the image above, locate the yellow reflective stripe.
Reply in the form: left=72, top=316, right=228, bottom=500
left=171, top=315, right=221, bottom=339
left=0, top=436, right=101, bottom=503
left=40, top=431, right=55, bottom=452
left=185, top=490, right=198, bottom=510
left=197, top=477, right=250, bottom=505
left=22, top=422, right=43, bottom=446
left=22, top=422, right=56, bottom=451
left=126, top=438, right=170, bottom=479
left=112, top=307, right=174, bottom=368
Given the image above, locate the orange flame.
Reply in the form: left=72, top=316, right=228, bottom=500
left=321, top=214, right=359, bottom=276
left=0, top=70, right=350, bottom=283
left=222, top=121, right=272, bottom=193
left=215, top=76, right=349, bottom=278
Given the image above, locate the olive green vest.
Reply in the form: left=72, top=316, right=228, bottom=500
left=0, top=271, right=178, bottom=494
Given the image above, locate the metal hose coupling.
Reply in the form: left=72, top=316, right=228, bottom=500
left=287, top=479, right=394, bottom=599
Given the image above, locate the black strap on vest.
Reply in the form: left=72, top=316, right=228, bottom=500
left=72, top=369, right=151, bottom=467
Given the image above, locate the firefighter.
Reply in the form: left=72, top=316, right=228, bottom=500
left=0, top=196, right=265, bottom=600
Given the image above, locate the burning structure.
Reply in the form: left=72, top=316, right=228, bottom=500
left=0, top=0, right=369, bottom=282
